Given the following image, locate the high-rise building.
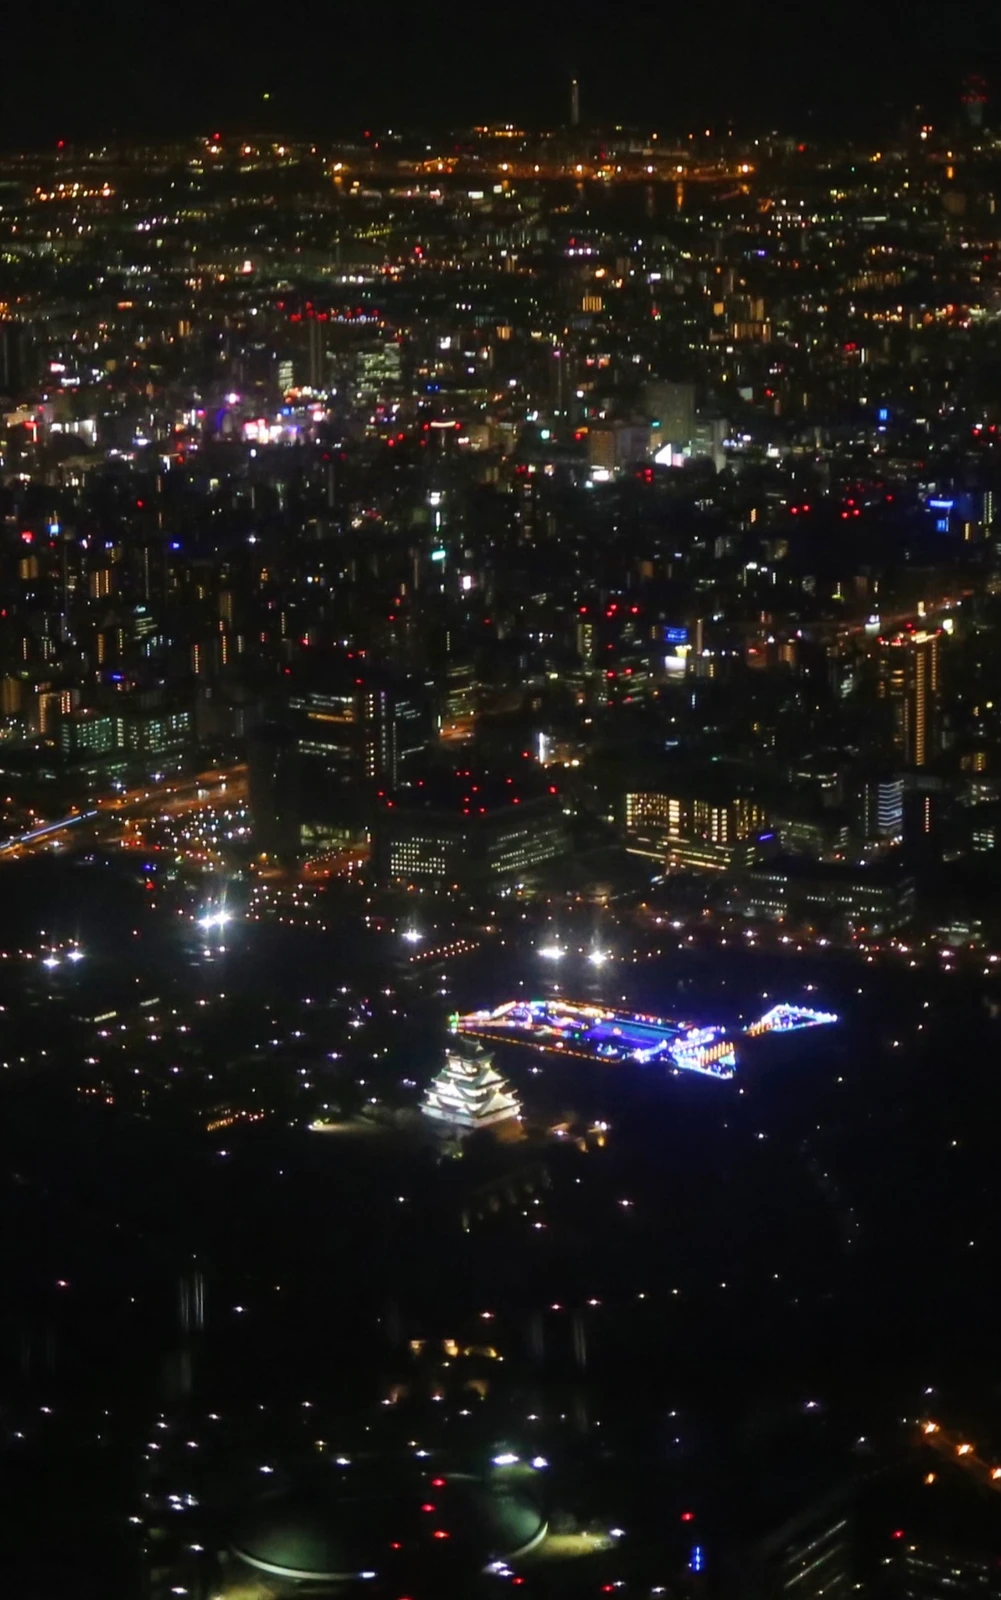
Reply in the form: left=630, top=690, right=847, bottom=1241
left=643, top=380, right=696, bottom=449
left=0, top=322, right=28, bottom=397
left=588, top=423, right=650, bottom=475
left=570, top=77, right=580, bottom=127
left=306, top=316, right=325, bottom=390
left=441, top=660, right=478, bottom=741
left=876, top=631, right=941, bottom=768
left=247, top=722, right=301, bottom=857
left=962, top=73, right=988, bottom=131
left=422, top=1037, right=521, bottom=1132
left=858, top=773, right=905, bottom=844
left=280, top=663, right=433, bottom=836
left=745, top=1489, right=853, bottom=1600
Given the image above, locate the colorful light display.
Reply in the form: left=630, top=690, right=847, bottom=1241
left=744, top=1003, right=839, bottom=1036
left=454, top=1000, right=738, bottom=1078
left=453, top=998, right=838, bottom=1079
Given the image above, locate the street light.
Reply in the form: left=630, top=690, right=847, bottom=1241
left=588, top=949, right=609, bottom=967
left=538, top=945, right=564, bottom=961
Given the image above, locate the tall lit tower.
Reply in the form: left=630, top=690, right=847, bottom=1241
left=570, top=78, right=580, bottom=128
left=877, top=630, right=941, bottom=768
left=962, top=73, right=988, bottom=131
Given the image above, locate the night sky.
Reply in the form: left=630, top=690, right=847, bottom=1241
left=6, top=0, right=1001, bottom=144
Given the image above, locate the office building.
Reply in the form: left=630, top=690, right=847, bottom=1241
left=120, top=705, right=193, bottom=762
left=58, top=709, right=118, bottom=763
left=774, top=806, right=850, bottom=860
left=54, top=702, right=191, bottom=780
left=744, top=858, right=916, bottom=932
left=625, top=788, right=769, bottom=872
left=374, top=770, right=568, bottom=889
left=588, top=422, right=650, bottom=475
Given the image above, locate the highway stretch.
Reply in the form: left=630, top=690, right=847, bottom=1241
left=0, top=766, right=246, bottom=861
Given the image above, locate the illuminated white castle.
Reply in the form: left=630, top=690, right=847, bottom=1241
left=422, top=1037, right=521, bottom=1131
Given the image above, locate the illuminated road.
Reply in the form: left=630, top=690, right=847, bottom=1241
left=341, top=155, right=754, bottom=186
left=0, top=809, right=98, bottom=855
left=0, top=765, right=246, bottom=862
left=301, top=843, right=369, bottom=881
left=918, top=1421, right=1001, bottom=1491
left=816, top=590, right=973, bottom=646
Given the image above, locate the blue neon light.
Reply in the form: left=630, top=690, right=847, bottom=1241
left=689, top=1545, right=705, bottom=1574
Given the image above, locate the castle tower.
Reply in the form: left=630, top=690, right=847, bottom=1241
left=422, top=1037, right=521, bottom=1132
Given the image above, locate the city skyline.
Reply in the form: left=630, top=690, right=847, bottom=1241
left=5, top=0, right=1001, bottom=145
left=3, top=40, right=1001, bottom=1599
